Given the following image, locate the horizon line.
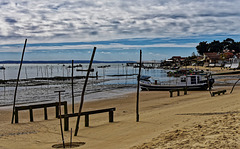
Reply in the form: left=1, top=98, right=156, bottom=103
left=0, top=60, right=137, bottom=64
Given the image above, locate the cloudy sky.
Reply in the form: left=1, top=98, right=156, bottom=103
left=1, top=0, right=240, bottom=61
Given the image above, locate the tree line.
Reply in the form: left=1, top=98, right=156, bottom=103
left=196, top=38, right=240, bottom=55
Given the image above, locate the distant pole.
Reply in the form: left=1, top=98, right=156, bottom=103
left=136, top=50, right=142, bottom=122
left=74, top=47, right=96, bottom=136
left=71, top=60, right=74, bottom=113
left=11, top=39, right=27, bottom=124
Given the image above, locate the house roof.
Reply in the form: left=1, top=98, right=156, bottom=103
left=223, top=52, right=234, bottom=58
left=203, top=52, right=220, bottom=60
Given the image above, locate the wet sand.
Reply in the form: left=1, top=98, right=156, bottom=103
left=0, top=84, right=240, bottom=148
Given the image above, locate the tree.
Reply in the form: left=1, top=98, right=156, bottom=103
left=208, top=40, right=223, bottom=53
left=196, top=38, right=240, bottom=55
left=196, top=41, right=209, bottom=55
left=223, top=38, right=235, bottom=51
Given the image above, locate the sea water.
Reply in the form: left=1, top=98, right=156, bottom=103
left=0, top=63, right=172, bottom=106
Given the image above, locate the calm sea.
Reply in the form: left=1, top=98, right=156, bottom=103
left=0, top=63, right=172, bottom=106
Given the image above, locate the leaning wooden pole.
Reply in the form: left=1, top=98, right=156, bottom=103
left=71, top=60, right=74, bottom=113
left=11, top=39, right=27, bottom=124
left=74, top=47, right=96, bottom=136
left=136, top=50, right=142, bottom=122
left=230, top=78, right=240, bottom=94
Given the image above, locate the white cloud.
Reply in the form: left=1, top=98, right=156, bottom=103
left=1, top=0, right=240, bottom=45
left=1, top=0, right=240, bottom=60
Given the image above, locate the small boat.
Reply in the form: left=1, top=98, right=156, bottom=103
left=0, top=66, right=5, bottom=70
left=140, top=74, right=214, bottom=91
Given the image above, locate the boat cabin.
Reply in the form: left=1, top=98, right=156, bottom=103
left=180, top=75, right=205, bottom=85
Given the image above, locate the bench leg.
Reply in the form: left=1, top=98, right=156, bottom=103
left=109, top=111, right=114, bottom=122
left=29, top=108, right=33, bottom=122
left=15, top=109, right=19, bottom=123
left=64, top=116, right=69, bottom=131
left=177, top=90, right=180, bottom=96
left=44, top=106, right=48, bottom=120
left=184, top=88, right=187, bottom=95
left=64, top=103, right=68, bottom=115
left=170, top=91, right=173, bottom=97
left=85, top=114, right=89, bottom=127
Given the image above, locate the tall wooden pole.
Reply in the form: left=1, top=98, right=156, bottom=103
left=71, top=60, right=74, bottom=113
left=136, top=50, right=142, bottom=122
left=74, top=47, right=96, bottom=136
left=11, top=39, right=27, bottom=124
left=55, top=90, right=65, bottom=148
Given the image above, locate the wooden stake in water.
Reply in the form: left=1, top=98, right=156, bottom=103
left=136, top=50, right=142, bottom=122
left=74, top=47, right=96, bottom=136
left=55, top=90, right=65, bottom=148
left=11, top=39, right=27, bottom=124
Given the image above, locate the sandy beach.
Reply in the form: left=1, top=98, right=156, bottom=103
left=0, top=80, right=240, bottom=148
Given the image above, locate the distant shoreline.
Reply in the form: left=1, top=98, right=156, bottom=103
left=0, top=60, right=136, bottom=64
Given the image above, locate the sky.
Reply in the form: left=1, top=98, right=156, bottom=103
left=1, top=0, right=240, bottom=61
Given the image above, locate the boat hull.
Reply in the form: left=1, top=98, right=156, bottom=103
left=140, top=83, right=208, bottom=91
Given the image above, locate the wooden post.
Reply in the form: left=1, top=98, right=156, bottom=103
left=44, top=106, right=48, bottom=120
left=64, top=102, right=68, bottom=115
left=184, top=87, right=187, bottom=95
left=177, top=90, right=180, bottom=96
left=230, top=78, right=240, bottom=94
left=29, top=107, right=33, bottom=122
left=55, top=90, right=65, bottom=148
left=109, top=111, right=114, bottom=122
left=63, top=102, right=68, bottom=130
left=15, top=108, right=19, bottom=123
left=85, top=114, right=89, bottom=127
left=71, top=60, right=74, bottom=113
left=136, top=50, right=142, bottom=122
left=11, top=39, right=27, bottom=124
left=170, top=91, right=173, bottom=97
left=74, top=47, right=96, bottom=136
left=70, top=128, right=72, bottom=148
left=64, top=115, right=69, bottom=131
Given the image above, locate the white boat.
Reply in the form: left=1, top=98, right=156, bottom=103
left=140, top=75, right=214, bottom=91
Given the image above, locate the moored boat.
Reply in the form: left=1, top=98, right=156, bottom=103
left=140, top=74, right=214, bottom=91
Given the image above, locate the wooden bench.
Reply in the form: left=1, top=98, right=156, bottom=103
left=211, top=90, right=226, bottom=96
left=15, top=101, right=68, bottom=123
left=59, top=107, right=116, bottom=131
left=169, top=88, right=187, bottom=97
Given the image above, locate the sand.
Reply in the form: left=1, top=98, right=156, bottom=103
left=0, top=83, right=240, bottom=149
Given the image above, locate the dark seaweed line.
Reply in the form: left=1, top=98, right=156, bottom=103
left=176, top=111, right=240, bottom=116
